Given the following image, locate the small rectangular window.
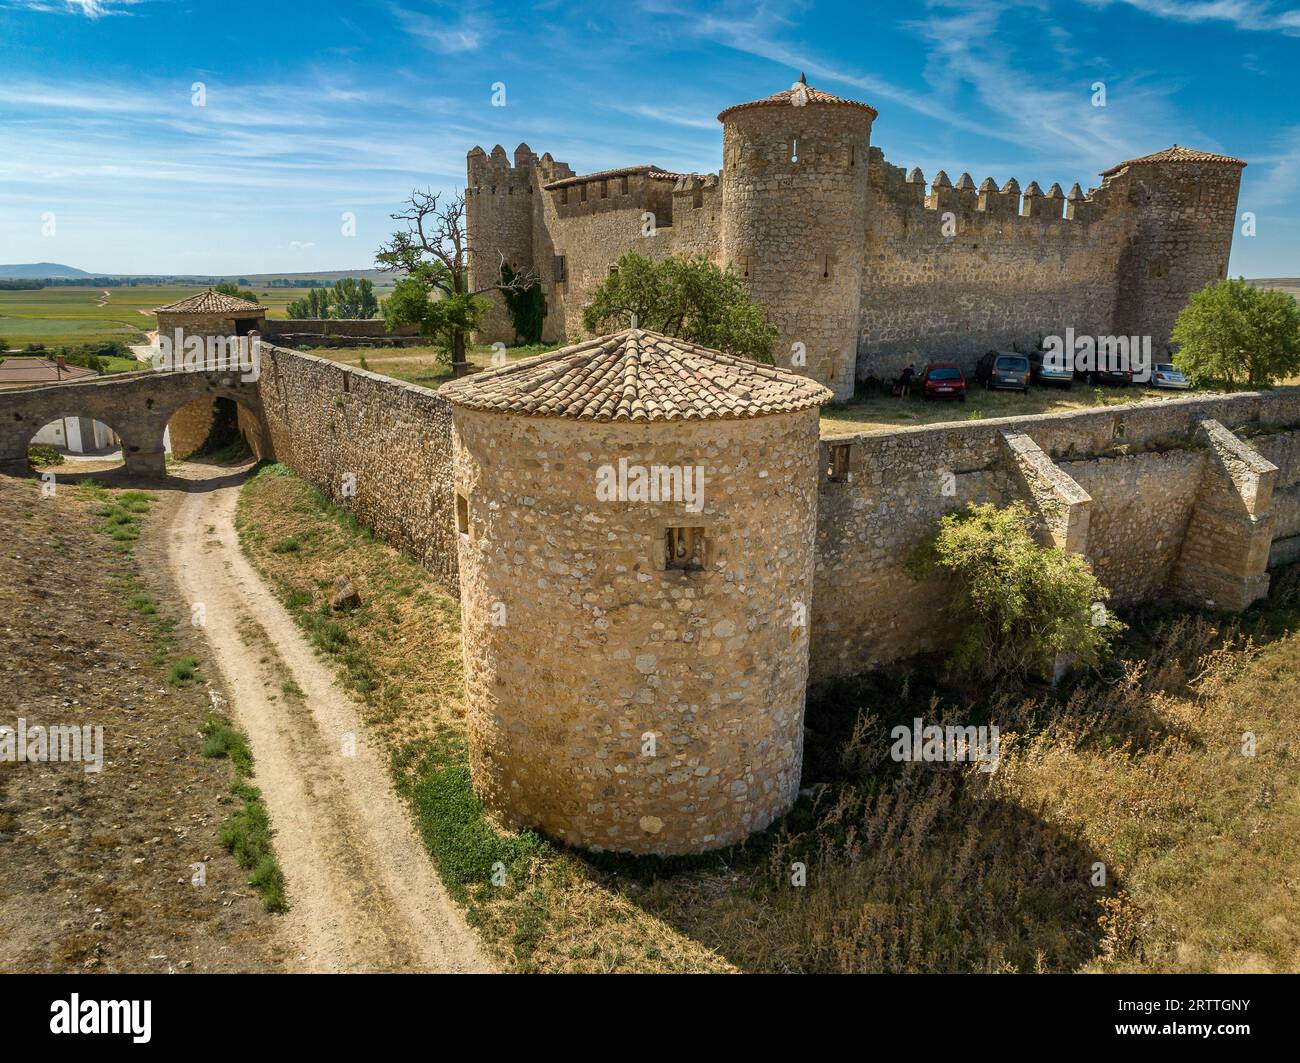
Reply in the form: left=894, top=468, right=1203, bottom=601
left=553, top=255, right=567, bottom=283
left=456, top=492, right=470, bottom=537
left=580, top=183, right=588, bottom=202
left=665, top=527, right=705, bottom=572
left=827, top=444, right=851, bottom=483
left=560, top=187, right=568, bottom=205
left=600, top=180, right=608, bottom=199
left=620, top=175, right=630, bottom=195
left=608, top=263, right=619, bottom=276
left=692, top=185, right=704, bottom=209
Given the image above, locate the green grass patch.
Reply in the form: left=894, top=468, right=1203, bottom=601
left=201, top=714, right=286, bottom=912
left=167, top=655, right=200, bottom=685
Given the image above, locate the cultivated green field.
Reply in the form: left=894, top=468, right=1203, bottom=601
left=0, top=284, right=390, bottom=349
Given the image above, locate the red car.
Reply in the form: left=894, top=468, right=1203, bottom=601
left=920, top=361, right=967, bottom=401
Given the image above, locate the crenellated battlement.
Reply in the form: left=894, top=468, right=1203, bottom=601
left=465, top=78, right=1244, bottom=389
left=872, top=146, right=1125, bottom=229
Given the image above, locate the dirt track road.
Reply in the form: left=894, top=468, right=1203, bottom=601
left=167, top=464, right=491, bottom=973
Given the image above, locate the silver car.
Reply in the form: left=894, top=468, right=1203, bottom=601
left=1152, top=363, right=1190, bottom=390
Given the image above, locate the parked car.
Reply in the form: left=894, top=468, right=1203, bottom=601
left=920, top=362, right=967, bottom=401
left=975, top=350, right=1030, bottom=392
left=1075, top=360, right=1134, bottom=386
left=1029, top=349, right=1073, bottom=387
left=1151, top=363, right=1190, bottom=390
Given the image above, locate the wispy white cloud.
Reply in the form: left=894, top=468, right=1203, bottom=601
left=1082, top=0, right=1300, bottom=36
left=0, top=0, right=149, bottom=17
left=389, top=1, right=492, bottom=53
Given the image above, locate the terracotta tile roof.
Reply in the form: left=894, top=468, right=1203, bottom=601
left=542, top=165, right=691, bottom=191
left=438, top=329, right=832, bottom=422
left=153, top=288, right=268, bottom=314
left=1100, top=144, right=1246, bottom=177
left=0, top=356, right=100, bottom=386
left=717, top=75, right=878, bottom=122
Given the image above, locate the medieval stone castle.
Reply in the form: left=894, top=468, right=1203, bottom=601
left=1, top=77, right=1281, bottom=861
left=466, top=76, right=1245, bottom=400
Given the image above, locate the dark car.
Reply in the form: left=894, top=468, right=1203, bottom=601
left=1029, top=349, right=1073, bottom=387
left=975, top=350, right=1030, bottom=392
left=920, top=362, right=966, bottom=401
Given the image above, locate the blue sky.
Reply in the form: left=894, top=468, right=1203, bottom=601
left=0, top=0, right=1297, bottom=276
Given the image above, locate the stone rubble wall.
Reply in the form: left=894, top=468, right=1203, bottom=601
left=811, top=390, right=1300, bottom=683
left=254, top=344, right=459, bottom=593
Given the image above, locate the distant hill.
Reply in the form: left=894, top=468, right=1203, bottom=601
left=0, top=262, right=93, bottom=279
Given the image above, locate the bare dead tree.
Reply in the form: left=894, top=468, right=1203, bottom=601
left=376, top=188, right=537, bottom=372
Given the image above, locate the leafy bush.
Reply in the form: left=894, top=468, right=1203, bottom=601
left=27, top=444, right=64, bottom=467
left=1171, top=278, right=1300, bottom=390
left=908, top=502, right=1124, bottom=681
left=582, top=253, right=777, bottom=363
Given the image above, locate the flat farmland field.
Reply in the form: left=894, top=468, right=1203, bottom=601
left=0, top=285, right=353, bottom=348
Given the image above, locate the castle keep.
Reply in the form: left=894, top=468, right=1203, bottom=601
left=466, top=77, right=1245, bottom=400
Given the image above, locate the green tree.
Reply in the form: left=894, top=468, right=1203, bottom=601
left=376, top=189, right=536, bottom=373
left=329, top=277, right=379, bottom=319
left=214, top=280, right=259, bottom=303
left=582, top=253, right=777, bottom=364
left=1171, top=278, right=1300, bottom=390
left=908, top=502, right=1124, bottom=683
left=286, top=288, right=331, bottom=319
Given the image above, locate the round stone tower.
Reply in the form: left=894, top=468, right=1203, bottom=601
left=718, top=75, right=876, bottom=401
left=439, top=329, right=831, bottom=855
left=1107, top=145, right=1246, bottom=354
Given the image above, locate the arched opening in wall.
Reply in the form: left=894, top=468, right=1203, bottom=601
left=165, top=396, right=256, bottom=466
left=26, top=414, right=125, bottom=478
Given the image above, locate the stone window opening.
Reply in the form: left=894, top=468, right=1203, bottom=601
left=663, top=527, right=706, bottom=572
left=560, top=187, right=569, bottom=205
left=1149, top=255, right=1169, bottom=279
left=692, top=185, right=704, bottom=209
left=737, top=256, right=750, bottom=280
left=849, top=143, right=856, bottom=168
left=819, top=253, right=832, bottom=281
left=620, top=175, right=630, bottom=195
left=342, top=372, right=350, bottom=394
left=580, top=184, right=588, bottom=203
left=553, top=254, right=567, bottom=284
left=827, top=443, right=851, bottom=483
left=456, top=492, right=470, bottom=538
left=600, top=180, right=608, bottom=199
left=608, top=263, right=619, bottom=276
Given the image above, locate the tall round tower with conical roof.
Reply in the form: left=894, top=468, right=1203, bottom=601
left=439, top=328, right=831, bottom=855
left=1106, top=145, right=1246, bottom=353
left=718, top=75, right=876, bottom=400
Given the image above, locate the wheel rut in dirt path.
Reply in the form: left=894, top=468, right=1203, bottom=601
left=166, top=462, right=491, bottom=974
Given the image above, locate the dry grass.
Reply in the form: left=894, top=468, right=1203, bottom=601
left=237, top=463, right=1300, bottom=973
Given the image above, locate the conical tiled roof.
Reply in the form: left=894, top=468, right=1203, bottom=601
left=438, top=329, right=832, bottom=422
left=717, top=74, right=877, bottom=121
left=153, top=288, right=267, bottom=313
left=1100, top=144, right=1245, bottom=177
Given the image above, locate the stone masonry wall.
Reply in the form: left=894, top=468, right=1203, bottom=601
left=255, top=344, right=459, bottom=593
left=452, top=407, right=822, bottom=855
left=811, top=389, right=1300, bottom=683
left=855, top=155, right=1130, bottom=381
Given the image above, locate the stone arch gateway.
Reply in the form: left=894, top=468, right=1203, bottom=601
left=0, top=368, right=272, bottom=477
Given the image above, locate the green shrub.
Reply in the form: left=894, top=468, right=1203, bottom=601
left=909, top=501, right=1124, bottom=682
left=27, top=444, right=64, bottom=467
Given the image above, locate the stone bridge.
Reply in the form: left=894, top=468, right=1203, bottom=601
left=0, top=368, right=270, bottom=477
